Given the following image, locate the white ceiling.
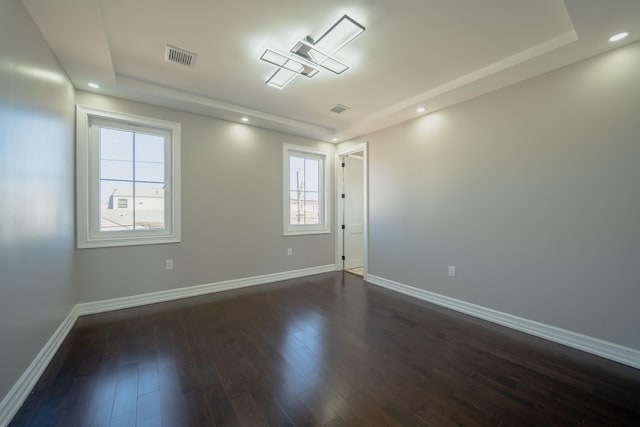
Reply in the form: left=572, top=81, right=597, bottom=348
left=22, top=0, right=640, bottom=142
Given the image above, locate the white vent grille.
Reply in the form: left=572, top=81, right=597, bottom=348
left=164, top=45, right=197, bottom=68
left=330, top=104, right=350, bottom=114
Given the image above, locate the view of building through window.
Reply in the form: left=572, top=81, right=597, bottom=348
left=99, top=127, right=166, bottom=231
left=289, top=155, right=320, bottom=225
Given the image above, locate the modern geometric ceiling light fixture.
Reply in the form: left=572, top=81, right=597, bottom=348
left=260, top=14, right=365, bottom=89
left=261, top=49, right=320, bottom=78
left=261, top=49, right=320, bottom=89
left=290, top=39, right=349, bottom=74
left=312, top=15, right=365, bottom=53
left=265, top=69, right=298, bottom=90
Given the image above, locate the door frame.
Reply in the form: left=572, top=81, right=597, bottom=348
left=335, top=142, right=368, bottom=279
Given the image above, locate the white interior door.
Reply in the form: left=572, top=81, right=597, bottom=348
left=342, top=153, right=364, bottom=270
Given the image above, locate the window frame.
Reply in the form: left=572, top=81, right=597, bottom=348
left=76, top=105, right=181, bottom=248
left=283, top=143, right=330, bottom=236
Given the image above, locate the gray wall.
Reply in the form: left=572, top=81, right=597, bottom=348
left=0, top=0, right=76, bottom=401
left=356, top=41, right=640, bottom=350
left=74, top=91, right=335, bottom=303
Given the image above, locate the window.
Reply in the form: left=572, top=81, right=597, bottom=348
left=283, top=144, right=330, bottom=235
left=76, top=106, right=181, bottom=248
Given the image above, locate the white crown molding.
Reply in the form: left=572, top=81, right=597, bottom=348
left=338, top=30, right=578, bottom=140
left=366, top=274, right=640, bottom=370
left=108, top=74, right=336, bottom=141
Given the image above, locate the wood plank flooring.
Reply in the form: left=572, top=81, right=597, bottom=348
left=10, top=272, right=640, bottom=426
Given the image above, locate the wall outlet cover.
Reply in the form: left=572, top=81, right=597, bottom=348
left=448, top=265, right=456, bottom=277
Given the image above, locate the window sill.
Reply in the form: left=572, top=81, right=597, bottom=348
left=284, top=228, right=331, bottom=237
left=77, top=235, right=180, bottom=249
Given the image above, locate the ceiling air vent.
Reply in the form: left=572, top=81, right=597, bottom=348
left=330, top=104, right=350, bottom=114
left=164, top=44, right=197, bottom=68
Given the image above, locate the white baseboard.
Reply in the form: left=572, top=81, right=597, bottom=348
left=0, top=306, right=79, bottom=427
left=0, top=264, right=335, bottom=426
left=77, top=264, right=335, bottom=315
left=367, top=274, right=640, bottom=370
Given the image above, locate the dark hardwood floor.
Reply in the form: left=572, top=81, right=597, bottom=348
left=10, top=272, right=640, bottom=426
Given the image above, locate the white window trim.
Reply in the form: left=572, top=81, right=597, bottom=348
left=283, top=143, right=330, bottom=236
left=76, top=105, right=181, bottom=248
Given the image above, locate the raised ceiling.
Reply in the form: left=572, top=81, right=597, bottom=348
left=22, top=0, right=640, bottom=142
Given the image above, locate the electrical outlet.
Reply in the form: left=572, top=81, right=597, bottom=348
left=166, top=259, right=174, bottom=270
left=448, top=265, right=456, bottom=277
left=287, top=248, right=293, bottom=256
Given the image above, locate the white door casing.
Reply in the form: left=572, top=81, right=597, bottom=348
left=335, top=142, right=368, bottom=277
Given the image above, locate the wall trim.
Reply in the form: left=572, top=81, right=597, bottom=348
left=367, top=274, right=640, bottom=370
left=0, top=306, right=79, bottom=427
left=335, top=142, right=369, bottom=277
left=0, top=264, right=335, bottom=426
left=77, top=264, right=335, bottom=315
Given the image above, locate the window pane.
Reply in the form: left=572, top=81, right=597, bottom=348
left=101, top=159, right=134, bottom=181
left=100, top=128, right=133, bottom=181
left=100, top=180, right=134, bottom=231
left=288, top=189, right=320, bottom=225
left=134, top=182, right=165, bottom=231
left=283, top=146, right=327, bottom=234
left=135, top=133, right=165, bottom=182
left=98, top=129, right=168, bottom=231
left=302, top=201, right=320, bottom=224
left=305, top=191, right=319, bottom=202
left=101, top=128, right=133, bottom=160
left=135, top=161, right=164, bottom=183
left=135, top=133, right=165, bottom=162
left=304, top=158, right=319, bottom=191
left=289, top=156, right=304, bottom=191
left=289, top=190, right=303, bottom=225
left=288, top=153, right=323, bottom=226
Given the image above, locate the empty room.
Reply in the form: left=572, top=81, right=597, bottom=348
left=2, top=0, right=640, bottom=426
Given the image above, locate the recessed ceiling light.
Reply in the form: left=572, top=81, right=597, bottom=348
left=332, top=137, right=338, bottom=142
left=88, top=82, right=100, bottom=89
left=241, top=117, right=249, bottom=122
left=609, top=32, right=629, bottom=42
left=417, top=107, right=426, bottom=113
